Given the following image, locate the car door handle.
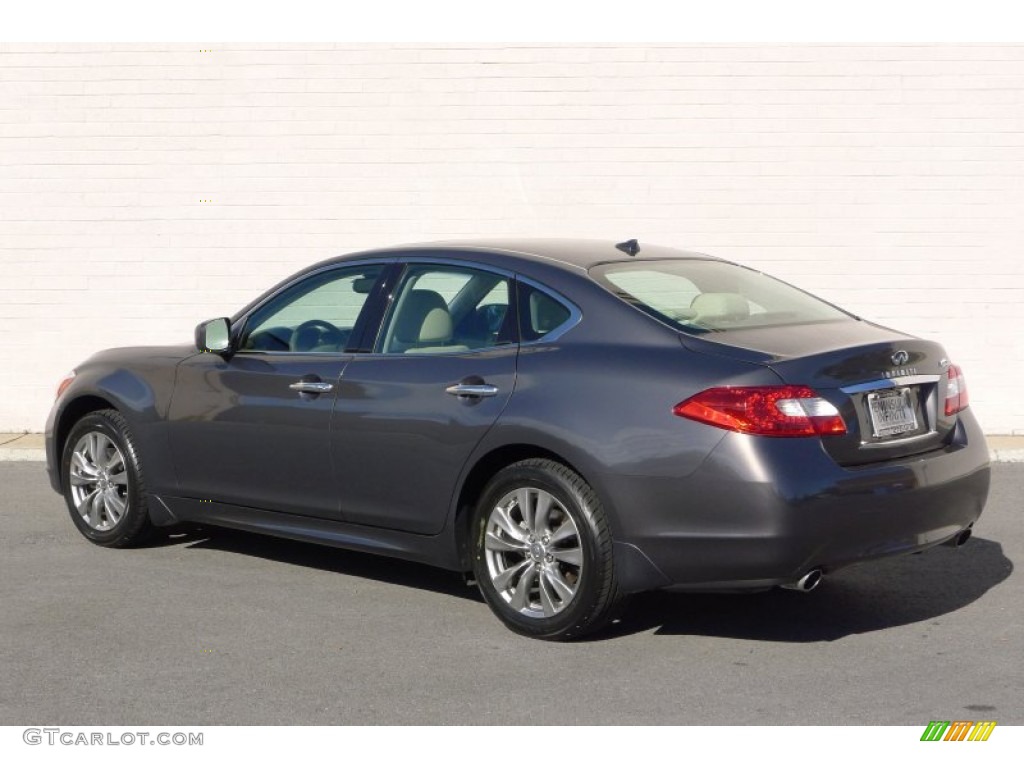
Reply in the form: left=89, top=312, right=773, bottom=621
left=445, top=383, right=500, bottom=398
left=289, top=381, right=334, bottom=394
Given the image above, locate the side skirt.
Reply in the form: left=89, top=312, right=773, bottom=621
left=148, top=494, right=462, bottom=571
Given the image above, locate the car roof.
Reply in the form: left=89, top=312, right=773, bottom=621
left=338, top=238, right=717, bottom=272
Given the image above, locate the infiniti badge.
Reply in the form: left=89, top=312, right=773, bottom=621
left=891, top=349, right=910, bottom=366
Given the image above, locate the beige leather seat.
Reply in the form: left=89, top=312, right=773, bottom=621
left=388, top=289, right=469, bottom=354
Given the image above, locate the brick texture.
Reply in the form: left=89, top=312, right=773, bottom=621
left=1, top=43, right=1022, bottom=432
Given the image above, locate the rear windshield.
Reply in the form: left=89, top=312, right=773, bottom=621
left=592, top=259, right=852, bottom=334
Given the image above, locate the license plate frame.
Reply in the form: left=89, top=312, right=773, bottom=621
left=867, top=387, right=919, bottom=438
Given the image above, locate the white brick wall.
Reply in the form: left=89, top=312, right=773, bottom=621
left=2, top=43, right=1023, bottom=433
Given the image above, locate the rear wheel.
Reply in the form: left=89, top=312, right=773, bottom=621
left=471, top=459, right=625, bottom=640
left=61, top=409, right=154, bottom=547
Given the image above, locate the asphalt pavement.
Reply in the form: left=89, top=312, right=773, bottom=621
left=1, top=462, right=1020, bottom=725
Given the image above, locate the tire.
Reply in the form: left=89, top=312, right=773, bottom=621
left=470, top=459, right=626, bottom=640
left=61, top=409, right=155, bottom=548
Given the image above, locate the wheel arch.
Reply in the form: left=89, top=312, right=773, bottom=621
left=452, top=442, right=595, bottom=570
left=54, top=394, right=121, bottom=486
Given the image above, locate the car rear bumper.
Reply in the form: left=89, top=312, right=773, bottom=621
left=605, top=411, right=991, bottom=593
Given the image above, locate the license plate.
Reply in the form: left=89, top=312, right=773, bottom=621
left=867, top=388, right=918, bottom=438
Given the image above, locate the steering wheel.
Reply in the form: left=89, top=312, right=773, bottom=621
left=289, top=319, right=343, bottom=352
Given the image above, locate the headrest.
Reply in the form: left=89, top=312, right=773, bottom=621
left=690, top=292, right=750, bottom=321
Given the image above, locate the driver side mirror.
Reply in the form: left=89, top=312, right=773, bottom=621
left=195, top=317, right=233, bottom=354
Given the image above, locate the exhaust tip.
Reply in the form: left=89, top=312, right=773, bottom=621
left=781, top=568, right=823, bottom=593
left=945, top=528, right=973, bottom=548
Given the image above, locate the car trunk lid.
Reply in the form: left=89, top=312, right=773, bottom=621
left=679, top=320, right=957, bottom=465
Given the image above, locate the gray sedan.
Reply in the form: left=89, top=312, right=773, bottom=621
left=45, top=239, right=990, bottom=640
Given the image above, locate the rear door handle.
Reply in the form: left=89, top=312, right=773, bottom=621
left=445, top=383, right=500, bottom=398
left=290, top=381, right=334, bottom=394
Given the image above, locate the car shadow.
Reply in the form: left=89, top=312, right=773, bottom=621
left=175, top=526, right=484, bottom=603
left=591, top=536, right=1013, bottom=642
left=158, top=527, right=1011, bottom=641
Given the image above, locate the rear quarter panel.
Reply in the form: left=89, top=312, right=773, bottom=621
left=463, top=271, right=783, bottom=541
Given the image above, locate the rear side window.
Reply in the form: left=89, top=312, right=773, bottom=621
left=592, top=259, right=851, bottom=334
left=377, top=264, right=514, bottom=354
left=518, top=283, right=573, bottom=342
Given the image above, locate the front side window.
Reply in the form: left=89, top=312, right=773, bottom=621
left=593, top=259, right=851, bottom=334
left=378, top=265, right=514, bottom=354
left=241, top=264, right=385, bottom=352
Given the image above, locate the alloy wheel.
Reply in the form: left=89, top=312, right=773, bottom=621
left=68, top=431, right=129, bottom=531
left=483, top=486, right=583, bottom=618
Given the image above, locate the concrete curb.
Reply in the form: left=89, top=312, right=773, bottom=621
left=0, top=434, right=45, bottom=462
left=990, top=449, right=1024, bottom=463
left=0, top=449, right=47, bottom=462
left=2, top=435, right=1023, bottom=463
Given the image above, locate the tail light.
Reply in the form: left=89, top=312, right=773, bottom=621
left=944, top=364, right=969, bottom=416
left=674, top=385, right=846, bottom=437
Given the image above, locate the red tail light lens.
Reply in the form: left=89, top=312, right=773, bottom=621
left=944, top=364, right=969, bottom=416
left=673, top=385, right=847, bottom=437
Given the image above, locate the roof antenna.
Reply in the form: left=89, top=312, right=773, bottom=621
left=615, top=238, right=640, bottom=257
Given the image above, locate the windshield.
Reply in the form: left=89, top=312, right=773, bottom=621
left=592, top=259, right=853, bottom=334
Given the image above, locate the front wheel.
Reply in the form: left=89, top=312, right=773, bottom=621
left=470, top=459, right=625, bottom=640
left=61, top=409, right=154, bottom=547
